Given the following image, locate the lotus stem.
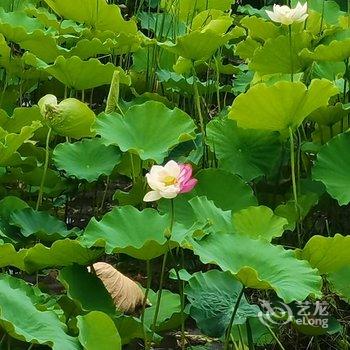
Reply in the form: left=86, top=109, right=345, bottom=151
left=149, top=199, right=175, bottom=346
left=149, top=250, right=168, bottom=347
left=36, top=127, right=52, bottom=210
left=288, top=25, right=294, bottom=82
left=246, top=319, right=255, bottom=350
left=141, top=259, right=152, bottom=344
left=192, top=65, right=206, bottom=139
left=223, top=286, right=245, bottom=350
left=99, top=176, right=110, bottom=212
left=266, top=324, right=286, bottom=350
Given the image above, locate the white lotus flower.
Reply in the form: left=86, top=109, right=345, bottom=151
left=143, top=160, right=197, bottom=202
left=266, top=2, right=308, bottom=26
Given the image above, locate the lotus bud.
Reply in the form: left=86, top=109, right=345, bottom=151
left=38, top=94, right=96, bottom=139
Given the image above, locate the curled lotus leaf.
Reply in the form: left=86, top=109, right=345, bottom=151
left=229, top=79, right=338, bottom=132
left=38, top=95, right=95, bottom=139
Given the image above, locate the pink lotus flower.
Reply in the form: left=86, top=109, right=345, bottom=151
left=143, top=160, right=197, bottom=202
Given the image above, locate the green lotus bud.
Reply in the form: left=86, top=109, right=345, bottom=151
left=38, top=94, right=96, bottom=139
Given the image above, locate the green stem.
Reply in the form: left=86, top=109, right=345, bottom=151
left=288, top=25, right=294, bottom=82
left=148, top=251, right=168, bottom=347
left=142, top=259, right=152, bottom=345
left=192, top=65, right=206, bottom=139
left=266, top=325, right=286, bottom=350
left=223, top=286, right=245, bottom=350
left=246, top=319, right=255, bottom=350
left=319, top=0, right=325, bottom=33
left=148, top=199, right=175, bottom=346
left=36, top=127, right=52, bottom=210
left=99, top=176, right=110, bottom=212
left=289, top=127, right=300, bottom=242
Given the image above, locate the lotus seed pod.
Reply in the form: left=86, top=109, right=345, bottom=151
left=38, top=95, right=96, bottom=139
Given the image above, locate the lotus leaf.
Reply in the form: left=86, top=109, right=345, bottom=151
left=185, top=270, right=259, bottom=337
left=53, top=138, right=121, bottom=182
left=190, top=233, right=322, bottom=303
left=229, top=79, right=338, bottom=131
left=77, top=311, right=121, bottom=350
left=95, top=101, right=196, bottom=163
left=313, top=132, right=350, bottom=205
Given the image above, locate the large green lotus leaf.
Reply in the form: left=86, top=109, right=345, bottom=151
left=59, top=265, right=116, bottom=316
left=190, top=233, right=322, bottom=302
left=185, top=270, right=259, bottom=337
left=53, top=138, right=122, bottom=182
left=25, top=54, right=130, bottom=90
left=143, top=289, right=182, bottom=332
left=81, top=206, right=187, bottom=260
left=250, top=33, right=311, bottom=75
left=232, top=206, right=288, bottom=241
left=43, top=0, right=137, bottom=34
left=302, top=234, right=350, bottom=301
left=0, top=244, right=26, bottom=270
left=160, top=0, right=233, bottom=22
left=229, top=79, right=338, bottom=131
left=206, top=118, right=282, bottom=181
left=312, top=132, right=350, bottom=205
left=24, top=239, right=103, bottom=273
left=240, top=16, right=282, bottom=41
left=0, top=274, right=81, bottom=349
left=95, top=101, right=196, bottom=163
left=77, top=311, right=121, bottom=350
left=0, top=121, right=42, bottom=165
left=10, top=207, right=74, bottom=241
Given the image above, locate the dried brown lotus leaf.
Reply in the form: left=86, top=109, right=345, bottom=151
left=93, top=262, right=146, bottom=314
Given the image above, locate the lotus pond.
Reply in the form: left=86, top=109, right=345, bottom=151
left=0, top=0, right=349, bottom=349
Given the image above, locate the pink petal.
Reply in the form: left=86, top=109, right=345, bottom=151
left=179, top=164, right=193, bottom=183
left=180, top=178, right=197, bottom=193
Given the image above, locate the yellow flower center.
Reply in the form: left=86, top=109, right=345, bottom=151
left=163, top=175, right=177, bottom=186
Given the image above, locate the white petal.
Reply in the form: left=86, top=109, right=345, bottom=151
left=146, top=173, right=164, bottom=191
left=160, top=185, right=180, bottom=199
left=295, top=13, right=308, bottom=22
left=266, top=10, right=282, bottom=23
left=163, top=160, right=181, bottom=178
left=143, top=190, right=162, bottom=202
left=149, top=165, right=164, bottom=177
